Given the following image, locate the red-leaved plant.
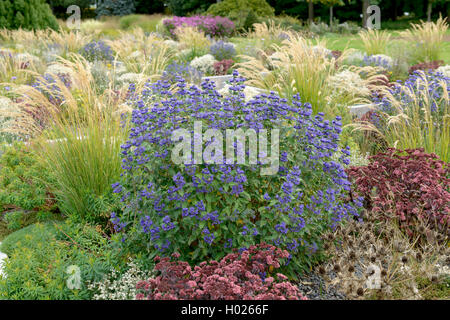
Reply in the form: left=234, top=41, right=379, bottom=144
left=213, top=59, right=233, bottom=76
left=346, top=148, right=449, bottom=237
left=408, top=60, right=444, bottom=74
left=136, top=243, right=307, bottom=300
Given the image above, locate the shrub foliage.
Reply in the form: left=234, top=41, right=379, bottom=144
left=111, top=71, right=362, bottom=277
left=0, top=0, right=59, bottom=30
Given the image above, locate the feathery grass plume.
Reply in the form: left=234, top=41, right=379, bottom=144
left=0, top=29, right=43, bottom=48
left=237, top=32, right=386, bottom=120
left=106, top=30, right=174, bottom=79
left=349, top=71, right=449, bottom=162
left=0, top=50, right=44, bottom=84
left=175, top=26, right=211, bottom=53
left=44, top=29, right=95, bottom=56
left=36, top=97, right=129, bottom=224
left=400, top=16, right=449, bottom=63
left=80, top=19, right=105, bottom=33
left=237, top=33, right=338, bottom=114
left=358, top=29, right=391, bottom=55
left=243, top=20, right=296, bottom=54
left=1, top=53, right=131, bottom=139
left=248, top=20, right=291, bottom=39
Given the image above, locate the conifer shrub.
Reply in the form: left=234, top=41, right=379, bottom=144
left=0, top=0, right=59, bottom=30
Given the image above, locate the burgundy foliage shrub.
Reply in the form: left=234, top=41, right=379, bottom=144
left=213, top=59, right=233, bottom=75
left=346, top=148, right=450, bottom=236
left=408, top=60, right=444, bottom=74
left=136, top=243, right=307, bottom=300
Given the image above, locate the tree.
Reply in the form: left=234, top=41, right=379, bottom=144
left=0, top=0, right=59, bottom=30
left=362, top=0, right=369, bottom=27
left=307, top=0, right=315, bottom=23
left=96, top=0, right=135, bottom=17
left=319, top=0, right=344, bottom=25
left=135, top=0, right=165, bottom=14
left=166, top=0, right=216, bottom=16
left=207, top=0, right=275, bottom=30
left=46, top=0, right=94, bottom=19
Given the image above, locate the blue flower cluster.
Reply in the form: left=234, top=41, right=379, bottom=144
left=210, top=40, right=236, bottom=61
left=360, top=54, right=392, bottom=71
left=161, top=62, right=203, bottom=84
left=80, top=40, right=114, bottom=63
left=373, top=70, right=450, bottom=117
left=112, top=70, right=362, bottom=272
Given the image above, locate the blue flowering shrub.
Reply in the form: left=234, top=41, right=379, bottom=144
left=111, top=71, right=362, bottom=276
left=80, top=40, right=114, bottom=63
left=210, top=41, right=236, bottom=61
left=161, top=62, right=203, bottom=85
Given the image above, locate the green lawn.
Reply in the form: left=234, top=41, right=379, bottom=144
left=321, top=29, right=450, bottom=64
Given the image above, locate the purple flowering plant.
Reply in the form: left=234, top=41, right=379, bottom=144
left=80, top=40, right=114, bottom=63
left=163, top=16, right=235, bottom=39
left=210, top=41, right=236, bottom=61
left=111, top=70, right=362, bottom=277
left=360, top=54, right=393, bottom=71
left=372, top=70, right=450, bottom=119
left=161, top=62, right=203, bottom=85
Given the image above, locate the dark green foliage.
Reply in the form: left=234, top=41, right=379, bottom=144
left=0, top=221, right=126, bottom=299
left=266, top=0, right=449, bottom=24
left=166, top=0, right=216, bottom=16
left=46, top=0, right=96, bottom=19
left=96, top=0, right=135, bottom=18
left=207, top=0, right=275, bottom=30
left=0, top=0, right=59, bottom=30
left=134, top=0, right=165, bottom=14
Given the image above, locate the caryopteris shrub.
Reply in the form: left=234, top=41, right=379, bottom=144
left=111, top=71, right=362, bottom=277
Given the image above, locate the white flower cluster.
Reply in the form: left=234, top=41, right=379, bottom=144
left=117, top=72, right=147, bottom=86
left=129, top=50, right=143, bottom=59
left=88, top=259, right=153, bottom=300
left=311, top=45, right=332, bottom=58
left=190, top=54, right=217, bottom=75
left=344, top=50, right=365, bottom=65
left=163, top=39, right=179, bottom=49
left=328, top=69, right=370, bottom=98
left=113, top=61, right=128, bottom=76
left=436, top=65, right=450, bottom=78
left=218, top=84, right=265, bottom=102
left=0, top=97, right=13, bottom=110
